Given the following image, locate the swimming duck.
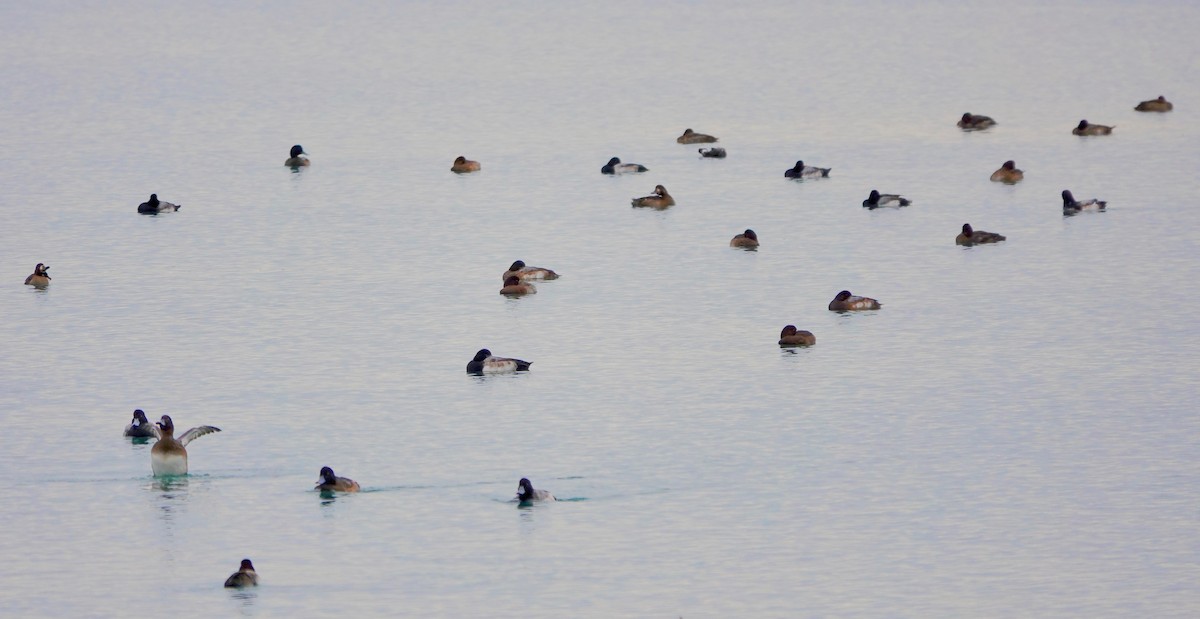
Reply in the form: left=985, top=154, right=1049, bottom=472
left=778, top=325, right=816, bottom=346
left=784, top=160, right=831, bottom=179
left=516, top=477, right=555, bottom=502
left=631, top=185, right=675, bottom=209
left=1061, top=190, right=1107, bottom=214
left=862, top=190, right=910, bottom=209
left=451, top=156, right=481, bottom=173
left=24, top=263, right=50, bottom=286
left=828, top=290, right=881, bottom=311
left=956, top=223, right=1006, bottom=246
left=137, top=194, right=180, bottom=214
left=989, top=160, right=1024, bottom=183
left=284, top=145, right=310, bottom=167
left=698, top=147, right=726, bottom=158
left=1072, top=120, right=1114, bottom=136
left=150, top=415, right=221, bottom=476
left=467, top=349, right=532, bottom=374
left=124, top=409, right=157, bottom=438
left=502, top=260, right=559, bottom=281
left=601, top=157, right=648, bottom=174
left=315, top=466, right=360, bottom=492
left=500, top=276, right=536, bottom=296
left=224, top=559, right=258, bottom=588
left=730, top=229, right=759, bottom=248
left=957, top=113, right=996, bottom=130
left=1134, top=96, right=1172, bottom=112
left=676, top=128, right=718, bottom=144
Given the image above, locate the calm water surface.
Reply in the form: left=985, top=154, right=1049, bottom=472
left=1, top=1, right=1198, bottom=617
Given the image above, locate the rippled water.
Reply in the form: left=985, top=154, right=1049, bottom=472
left=2, top=1, right=1198, bottom=617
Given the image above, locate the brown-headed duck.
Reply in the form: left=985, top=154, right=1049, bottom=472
left=956, top=223, right=1006, bottom=246
left=502, top=260, right=558, bottom=281
left=990, top=160, right=1024, bottom=183
left=778, top=325, right=816, bottom=346
left=467, top=349, right=532, bottom=374
left=862, top=190, right=910, bottom=209
left=137, top=194, right=180, bottom=214
left=1134, top=96, right=1172, bottom=112
left=699, top=147, right=726, bottom=158
left=284, top=145, right=310, bottom=167
left=1072, top=120, right=1114, bottom=135
left=784, top=160, right=831, bottom=179
left=828, top=290, right=881, bottom=311
left=316, top=466, right=360, bottom=492
left=224, top=559, right=258, bottom=588
left=676, top=128, right=718, bottom=144
left=500, top=276, right=537, bottom=296
left=516, top=477, right=555, bottom=502
left=150, top=415, right=220, bottom=476
left=601, top=157, right=648, bottom=174
left=1061, top=190, right=1106, bottom=214
left=730, top=229, right=759, bottom=248
left=451, top=156, right=481, bottom=173
left=958, top=113, right=997, bottom=130
left=24, top=263, right=50, bottom=287
left=631, top=185, right=675, bottom=209
left=124, top=409, right=156, bottom=438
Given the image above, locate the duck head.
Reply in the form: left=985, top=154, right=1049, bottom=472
left=319, top=467, right=337, bottom=484
left=780, top=325, right=798, bottom=338
left=962, top=223, right=974, bottom=237
left=508, top=260, right=526, bottom=271
left=606, top=157, right=621, bottom=166
left=834, top=290, right=852, bottom=302
left=148, top=194, right=159, bottom=206
left=682, top=128, right=694, bottom=135
left=1002, top=160, right=1016, bottom=170
left=239, top=559, right=255, bottom=572
left=517, top=477, right=534, bottom=500
left=132, top=409, right=149, bottom=425
left=473, top=349, right=492, bottom=362
left=1061, top=190, right=1075, bottom=205
left=503, top=276, right=521, bottom=287
left=743, top=229, right=757, bottom=241
left=454, top=156, right=467, bottom=165
left=961, top=113, right=973, bottom=122
left=290, top=145, right=306, bottom=158
left=33, top=263, right=48, bottom=276
left=867, top=190, right=880, bottom=203
left=793, top=161, right=805, bottom=171
left=157, top=415, right=174, bottom=435
left=1076, top=120, right=1089, bottom=130
left=654, top=185, right=668, bottom=196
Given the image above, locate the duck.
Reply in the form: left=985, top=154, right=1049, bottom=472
left=467, top=349, right=532, bottom=374
left=1061, top=190, right=1107, bottom=214
left=1134, top=96, right=1172, bottom=112
left=862, top=190, right=910, bottom=209
left=284, top=145, right=309, bottom=167
left=223, top=559, right=258, bottom=588
left=150, top=415, right=221, bottom=476
left=778, top=325, right=816, bottom=346
left=676, top=128, right=718, bottom=144
left=698, top=147, right=726, bottom=158
left=502, top=260, right=558, bottom=282
left=451, top=155, right=481, bottom=173
left=124, top=409, right=157, bottom=438
left=784, top=160, right=831, bottom=179
left=828, top=290, right=881, bottom=311
left=137, top=194, right=180, bottom=214
left=956, top=223, right=1006, bottom=246
left=989, top=160, right=1024, bottom=183
left=315, top=466, right=360, bottom=492
left=729, top=229, right=759, bottom=249
left=516, top=477, right=555, bottom=502
left=1072, top=120, right=1114, bottom=136
left=631, top=185, right=675, bottom=209
left=601, top=157, right=648, bottom=174
left=957, top=113, right=997, bottom=130
left=500, top=276, right=536, bottom=296
left=24, top=263, right=50, bottom=286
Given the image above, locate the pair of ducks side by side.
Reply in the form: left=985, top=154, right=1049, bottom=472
left=137, top=193, right=180, bottom=214
left=956, top=224, right=1006, bottom=246
left=124, top=412, right=221, bottom=476
left=784, top=160, right=831, bottom=179
left=500, top=260, right=558, bottom=295
left=631, top=185, right=674, bottom=209
left=467, top=349, right=532, bottom=374
left=24, top=263, right=50, bottom=286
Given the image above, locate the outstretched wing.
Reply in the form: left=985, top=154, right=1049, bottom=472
left=178, top=425, right=221, bottom=446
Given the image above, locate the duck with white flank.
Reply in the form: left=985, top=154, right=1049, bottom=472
left=699, top=147, right=726, bottom=158
left=502, top=260, right=558, bottom=282
left=137, top=194, right=180, bottom=214
left=1061, top=190, right=1106, bottom=214
left=124, top=409, right=157, bottom=438
left=516, top=478, right=555, bottom=502
left=828, top=290, right=881, bottom=311
left=784, top=160, right=831, bottom=179
left=284, top=145, right=309, bottom=167
left=862, top=190, right=910, bottom=209
left=601, top=157, right=648, bottom=174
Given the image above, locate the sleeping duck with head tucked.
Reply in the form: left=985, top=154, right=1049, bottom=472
left=502, top=260, right=558, bottom=282
left=778, top=325, right=816, bottom=346
left=989, top=160, right=1024, bottom=183
left=676, top=128, right=718, bottom=144
left=828, top=290, right=881, bottom=311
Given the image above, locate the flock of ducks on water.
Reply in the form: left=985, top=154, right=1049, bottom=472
left=23, top=94, right=1173, bottom=588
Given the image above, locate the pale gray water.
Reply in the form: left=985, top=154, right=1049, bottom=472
left=1, top=1, right=1198, bottom=617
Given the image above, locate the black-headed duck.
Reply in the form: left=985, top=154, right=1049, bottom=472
left=124, top=409, right=156, bottom=438
left=502, top=260, right=558, bottom=282
left=699, top=147, right=726, bottom=158
left=676, top=128, right=718, bottom=144
left=956, top=223, right=1006, bottom=246
left=316, top=466, right=360, bottom=492
left=500, top=275, right=536, bottom=296
left=1073, top=120, right=1114, bottom=136
left=601, top=157, right=648, bottom=175
left=730, top=229, right=759, bottom=249
left=150, top=415, right=220, bottom=477
left=451, top=156, right=481, bottom=173
left=224, top=559, right=258, bottom=588
left=784, top=160, right=831, bottom=179
left=862, top=190, right=910, bottom=209
left=467, top=349, right=532, bottom=374
left=1061, top=190, right=1107, bottom=214
left=778, top=325, right=816, bottom=346
left=284, top=145, right=310, bottom=167
left=957, top=113, right=996, bottom=130
left=516, top=478, right=555, bottom=502
left=828, top=290, right=881, bottom=311
left=1134, top=96, right=1172, bottom=112
left=990, top=160, right=1024, bottom=183
left=24, top=263, right=50, bottom=287
left=137, top=194, right=180, bottom=214
left=631, top=185, right=675, bottom=209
